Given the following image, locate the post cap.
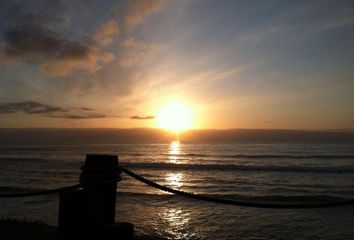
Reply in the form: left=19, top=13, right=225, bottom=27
left=85, top=154, right=118, bottom=167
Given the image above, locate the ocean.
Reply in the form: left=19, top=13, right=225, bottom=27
left=0, top=142, right=354, bottom=239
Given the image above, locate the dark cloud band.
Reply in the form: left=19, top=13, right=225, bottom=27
left=0, top=101, right=111, bottom=119
left=131, top=115, right=155, bottom=120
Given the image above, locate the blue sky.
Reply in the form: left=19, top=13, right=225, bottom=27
left=0, top=0, right=353, bottom=129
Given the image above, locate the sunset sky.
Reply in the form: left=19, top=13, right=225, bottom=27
left=0, top=0, right=353, bottom=129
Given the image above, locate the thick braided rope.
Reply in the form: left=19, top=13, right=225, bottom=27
left=121, top=167, right=354, bottom=209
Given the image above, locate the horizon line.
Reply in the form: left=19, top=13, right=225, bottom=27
left=0, top=127, right=353, bottom=132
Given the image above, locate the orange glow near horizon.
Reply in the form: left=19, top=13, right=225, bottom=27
left=156, top=102, right=193, bottom=132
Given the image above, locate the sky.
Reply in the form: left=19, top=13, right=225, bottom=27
left=0, top=0, right=353, bottom=129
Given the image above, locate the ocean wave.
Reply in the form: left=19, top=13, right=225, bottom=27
left=120, top=162, right=354, bottom=174
left=1, top=185, right=349, bottom=205
left=0, top=157, right=46, bottom=162
left=1, top=157, right=353, bottom=174
left=117, top=191, right=352, bottom=204
left=0, top=186, right=42, bottom=193
left=2, top=153, right=354, bottom=162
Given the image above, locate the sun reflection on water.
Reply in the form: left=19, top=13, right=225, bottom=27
left=168, top=140, right=181, bottom=164
left=161, top=141, right=191, bottom=238
left=159, top=207, right=191, bottom=239
left=165, top=172, right=184, bottom=188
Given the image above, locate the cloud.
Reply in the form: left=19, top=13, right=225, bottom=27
left=238, top=25, right=284, bottom=45
left=0, top=0, right=114, bottom=77
left=0, top=101, right=116, bottom=119
left=39, top=45, right=114, bottom=77
left=0, top=101, right=154, bottom=120
left=119, top=37, right=164, bottom=67
left=121, top=37, right=142, bottom=48
left=0, top=101, right=65, bottom=114
left=0, top=22, right=114, bottom=77
left=131, top=115, right=155, bottom=120
left=49, top=112, right=108, bottom=119
left=113, top=0, right=165, bottom=29
left=317, top=8, right=354, bottom=31
left=0, top=0, right=165, bottom=78
left=0, top=0, right=168, bottom=109
left=85, top=20, right=120, bottom=47
left=84, top=0, right=164, bottom=49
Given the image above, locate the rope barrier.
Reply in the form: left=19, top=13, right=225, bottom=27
left=1, top=167, right=353, bottom=209
left=121, top=167, right=354, bottom=209
left=0, top=184, right=81, bottom=198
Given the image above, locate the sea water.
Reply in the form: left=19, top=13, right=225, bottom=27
left=0, top=142, right=353, bottom=239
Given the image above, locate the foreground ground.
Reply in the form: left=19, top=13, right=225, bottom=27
left=0, top=219, right=166, bottom=240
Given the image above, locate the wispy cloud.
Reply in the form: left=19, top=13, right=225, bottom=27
left=314, top=8, right=354, bottom=32
left=0, top=101, right=65, bottom=114
left=84, top=20, right=120, bottom=47
left=85, top=0, right=164, bottom=47
left=111, top=0, right=165, bottom=30
left=120, top=37, right=153, bottom=49
left=130, top=115, right=155, bottom=120
left=0, top=101, right=117, bottom=119
left=49, top=112, right=109, bottom=119
left=0, top=101, right=155, bottom=121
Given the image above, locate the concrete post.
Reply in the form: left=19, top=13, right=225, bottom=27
left=58, top=154, right=134, bottom=239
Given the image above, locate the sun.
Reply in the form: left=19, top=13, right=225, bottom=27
left=156, top=102, right=193, bottom=132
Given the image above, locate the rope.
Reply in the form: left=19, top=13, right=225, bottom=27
left=1, top=167, right=353, bottom=209
left=0, top=184, right=81, bottom=198
left=121, top=167, right=354, bottom=209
